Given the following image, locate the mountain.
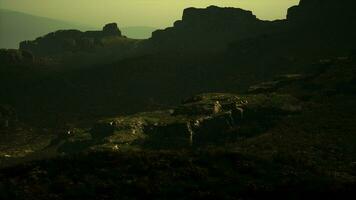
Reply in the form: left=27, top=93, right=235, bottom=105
left=287, top=0, right=356, bottom=26
left=2, top=1, right=356, bottom=199
left=16, top=23, right=141, bottom=68
left=0, top=9, right=94, bottom=49
left=4, top=0, right=356, bottom=117
left=144, top=6, right=283, bottom=53
left=0, top=9, right=156, bottom=49
left=144, top=1, right=356, bottom=54
left=20, top=23, right=124, bottom=56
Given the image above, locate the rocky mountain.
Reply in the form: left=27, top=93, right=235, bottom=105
left=143, top=1, right=356, bottom=54
left=143, top=6, right=283, bottom=53
left=15, top=1, right=356, bottom=63
left=1, top=1, right=356, bottom=199
left=0, top=9, right=94, bottom=49
left=0, top=0, right=354, bottom=122
left=16, top=23, right=142, bottom=67
left=287, top=0, right=356, bottom=25
left=0, top=9, right=157, bottom=49
left=20, top=23, right=123, bottom=56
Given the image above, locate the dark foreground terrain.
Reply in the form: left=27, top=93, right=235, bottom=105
left=1, top=0, right=356, bottom=199
left=1, top=56, right=356, bottom=199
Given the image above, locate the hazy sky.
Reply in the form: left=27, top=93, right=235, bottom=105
left=0, top=0, right=299, bottom=28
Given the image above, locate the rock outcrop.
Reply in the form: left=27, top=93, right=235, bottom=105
left=102, top=23, right=122, bottom=36
left=19, top=23, right=125, bottom=56
left=143, top=1, right=356, bottom=54
left=56, top=93, right=301, bottom=152
left=287, top=0, right=356, bottom=25
left=286, top=0, right=356, bottom=46
left=144, top=6, right=283, bottom=53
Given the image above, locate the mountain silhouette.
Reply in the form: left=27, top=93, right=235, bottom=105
left=0, top=9, right=94, bottom=49
left=143, top=1, right=356, bottom=54
left=0, top=9, right=157, bottom=49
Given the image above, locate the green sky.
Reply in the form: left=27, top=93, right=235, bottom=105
left=0, top=0, right=299, bottom=28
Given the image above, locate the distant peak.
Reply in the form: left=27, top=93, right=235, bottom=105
left=103, top=23, right=122, bottom=36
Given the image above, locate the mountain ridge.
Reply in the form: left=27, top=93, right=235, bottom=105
left=0, top=9, right=156, bottom=48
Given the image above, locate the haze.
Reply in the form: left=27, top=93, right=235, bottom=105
left=1, top=0, right=299, bottom=28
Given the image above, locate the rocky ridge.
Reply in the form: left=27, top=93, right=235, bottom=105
left=19, top=23, right=133, bottom=57
left=144, top=1, right=356, bottom=53
left=145, top=6, right=282, bottom=52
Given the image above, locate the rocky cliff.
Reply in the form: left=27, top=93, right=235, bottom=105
left=144, top=1, right=356, bottom=53
left=287, top=0, right=356, bottom=25
left=144, top=6, right=283, bottom=53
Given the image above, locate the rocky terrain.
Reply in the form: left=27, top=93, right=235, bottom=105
left=1, top=55, right=356, bottom=199
left=0, top=0, right=356, bottom=199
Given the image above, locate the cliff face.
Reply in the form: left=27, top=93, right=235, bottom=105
left=146, top=6, right=283, bottom=53
left=285, top=0, right=356, bottom=51
left=19, top=23, right=124, bottom=56
left=144, top=1, right=356, bottom=54
left=287, top=0, right=356, bottom=25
